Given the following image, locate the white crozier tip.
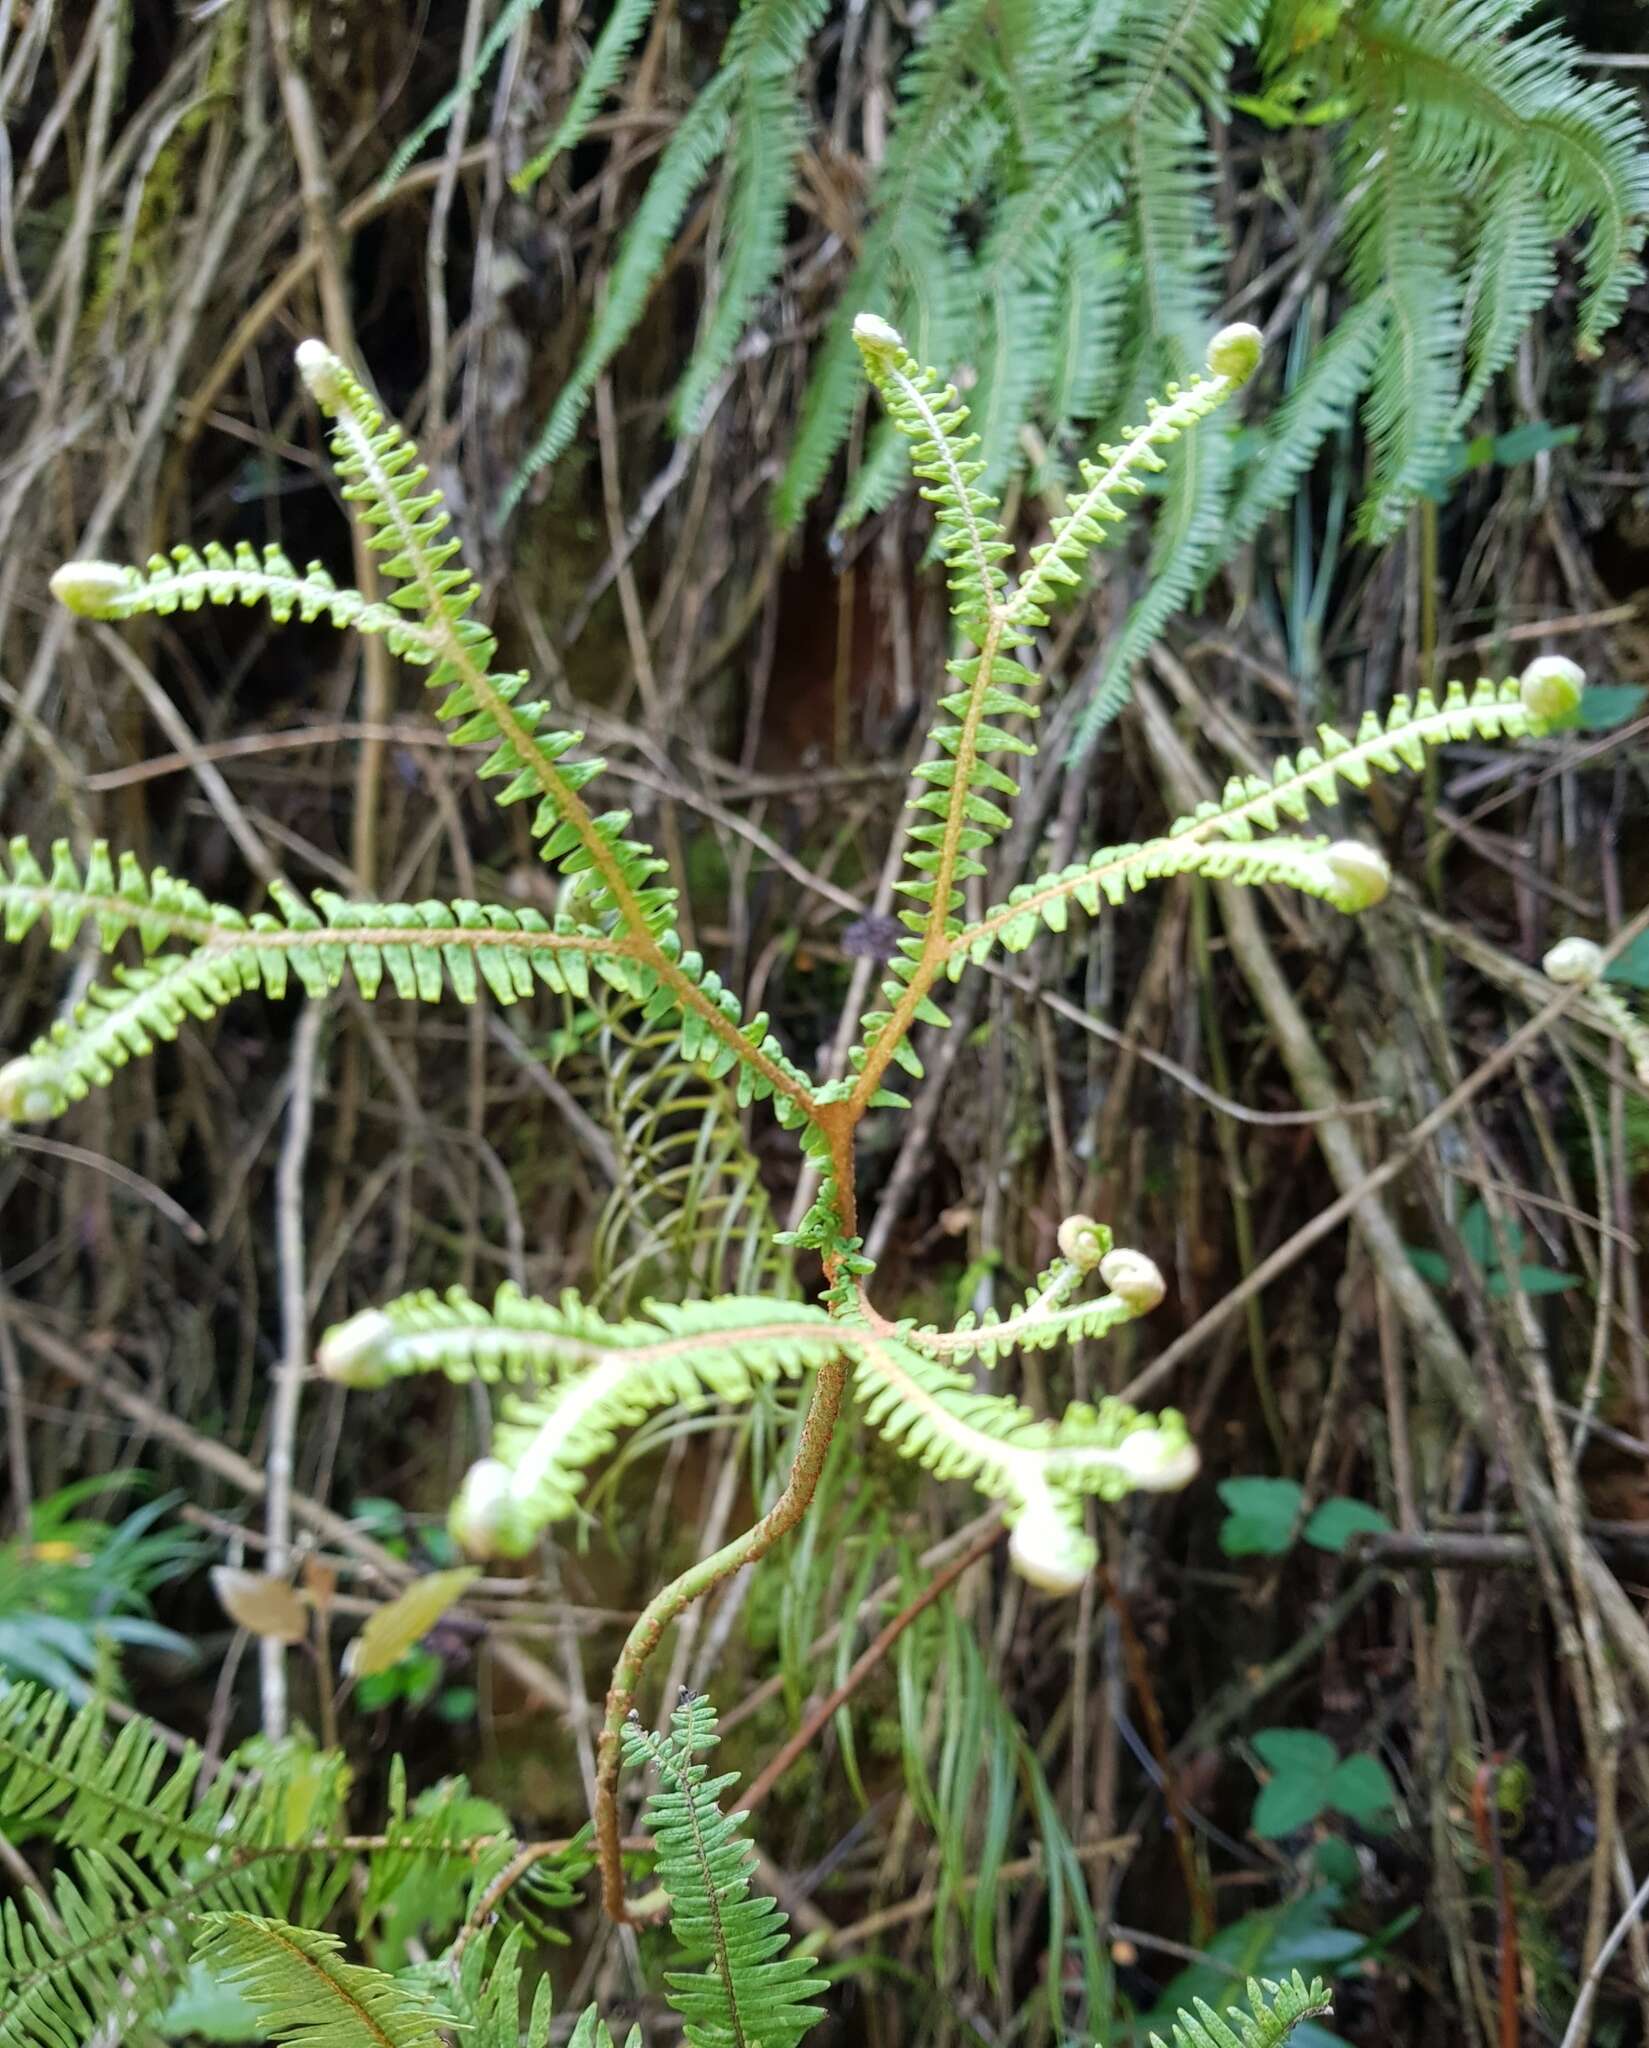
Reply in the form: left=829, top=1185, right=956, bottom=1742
left=1518, top=654, right=1586, bottom=724
left=1543, top=936, right=1604, bottom=987
left=1205, top=321, right=1264, bottom=387
left=0, top=1056, right=65, bottom=1124
left=1056, top=1213, right=1110, bottom=1271
left=449, top=1458, right=520, bottom=1560
left=294, top=337, right=343, bottom=405
left=1110, top=1427, right=1200, bottom=1493
left=49, top=561, right=131, bottom=619
left=1008, top=1491, right=1098, bottom=1596
left=851, top=311, right=904, bottom=354
left=1324, top=840, right=1392, bottom=913
left=1098, top=1247, right=1166, bottom=1316
left=315, top=1308, right=397, bottom=1387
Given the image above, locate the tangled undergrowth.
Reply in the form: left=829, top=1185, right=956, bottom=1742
left=1, top=6, right=1648, bottom=2047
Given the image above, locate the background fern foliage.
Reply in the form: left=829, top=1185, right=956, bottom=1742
left=499, top=0, right=1647, bottom=724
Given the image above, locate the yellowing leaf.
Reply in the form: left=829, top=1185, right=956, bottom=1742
left=211, top=1568, right=311, bottom=1643
left=343, top=1568, right=478, bottom=1679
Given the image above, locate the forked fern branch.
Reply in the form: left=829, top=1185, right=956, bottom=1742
left=1149, top=1972, right=1333, bottom=2048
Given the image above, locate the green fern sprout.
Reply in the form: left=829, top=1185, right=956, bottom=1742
left=8, top=317, right=1579, bottom=1926
left=1150, top=1973, right=1333, bottom=2048
left=620, top=1692, right=826, bottom=2048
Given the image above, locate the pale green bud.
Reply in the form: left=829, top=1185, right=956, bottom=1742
left=449, top=1459, right=531, bottom=1560
left=1110, top=1425, right=1199, bottom=1493
left=316, top=1308, right=397, bottom=1387
left=851, top=312, right=904, bottom=361
left=0, top=1056, right=67, bottom=1123
left=1008, top=1491, right=1098, bottom=1596
left=1056, top=1214, right=1111, bottom=1271
left=1205, top=322, right=1264, bottom=387
left=1324, top=840, right=1391, bottom=913
left=1518, top=654, right=1585, bottom=725
left=49, top=561, right=133, bottom=619
left=1543, top=936, right=1604, bottom=986
left=1098, top=1247, right=1166, bottom=1315
left=295, top=337, right=344, bottom=409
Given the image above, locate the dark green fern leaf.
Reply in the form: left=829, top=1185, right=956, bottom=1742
left=1149, top=1971, right=1333, bottom=2048
left=193, top=1916, right=446, bottom=2048
left=622, top=1694, right=826, bottom=2048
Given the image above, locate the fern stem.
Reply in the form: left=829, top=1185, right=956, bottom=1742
left=594, top=1352, right=850, bottom=1923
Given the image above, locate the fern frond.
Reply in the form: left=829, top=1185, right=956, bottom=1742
left=1009, top=324, right=1259, bottom=628
left=843, top=316, right=1259, bottom=1104
left=949, top=833, right=1391, bottom=970
left=1455, top=158, right=1556, bottom=424
left=0, top=1687, right=350, bottom=2048
left=1160, top=674, right=1552, bottom=840
left=1227, top=294, right=1388, bottom=550
left=589, top=994, right=798, bottom=1309
left=671, top=0, right=830, bottom=432
left=1348, top=147, right=1462, bottom=543
left=888, top=1213, right=1114, bottom=1366
left=505, top=70, right=737, bottom=502
left=621, top=1693, right=826, bottom=2048
left=512, top=0, right=657, bottom=193
left=294, top=344, right=672, bottom=932
left=846, top=1320, right=1195, bottom=1592
left=193, top=1916, right=446, bottom=2048
left=0, top=842, right=626, bottom=1121
left=50, top=543, right=430, bottom=656
left=1149, top=1971, right=1333, bottom=2048
left=775, top=0, right=996, bottom=528
left=318, top=1288, right=847, bottom=1557
left=378, top=0, right=547, bottom=189
left=54, top=348, right=821, bottom=1126
left=320, top=1267, right=1187, bottom=1587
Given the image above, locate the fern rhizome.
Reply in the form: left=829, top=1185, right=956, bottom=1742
left=0, top=312, right=1588, bottom=2034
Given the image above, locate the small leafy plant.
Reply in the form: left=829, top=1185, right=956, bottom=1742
left=1407, top=1196, right=1578, bottom=1300
left=1217, top=1476, right=1392, bottom=1560
left=1249, top=1728, right=1398, bottom=1842
left=0, top=307, right=1586, bottom=2031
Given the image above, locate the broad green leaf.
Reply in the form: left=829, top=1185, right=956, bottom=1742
left=344, top=1567, right=479, bottom=1679
left=1254, top=1770, right=1333, bottom=1838
left=1486, top=1263, right=1577, bottom=1298
left=1605, top=930, right=1649, bottom=989
left=1303, top=1498, right=1392, bottom=1553
left=1217, top=1476, right=1304, bottom=1557
left=1252, top=1728, right=1338, bottom=1837
left=1314, top=1837, right=1362, bottom=1890
left=1325, top=1752, right=1397, bottom=1823
left=1404, top=1246, right=1451, bottom=1288
left=1253, top=1727, right=1339, bottom=1777
left=1574, top=685, right=1646, bottom=734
